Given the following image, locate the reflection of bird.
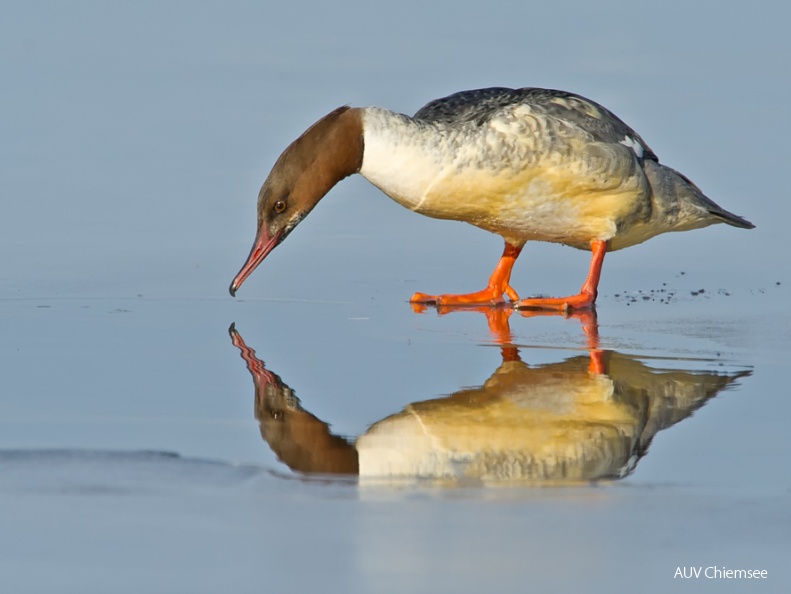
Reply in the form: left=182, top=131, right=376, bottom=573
left=228, top=325, right=750, bottom=484
left=357, top=352, right=749, bottom=482
left=229, top=87, right=753, bottom=310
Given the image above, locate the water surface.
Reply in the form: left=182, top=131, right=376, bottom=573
left=1, top=2, right=789, bottom=592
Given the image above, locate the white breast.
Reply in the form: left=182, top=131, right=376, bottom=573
left=359, top=107, right=455, bottom=211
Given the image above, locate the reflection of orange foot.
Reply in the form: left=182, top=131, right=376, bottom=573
left=575, top=309, right=600, bottom=351
left=408, top=302, right=515, bottom=344
left=410, top=301, right=430, bottom=314
left=482, top=307, right=514, bottom=344
left=515, top=307, right=601, bottom=352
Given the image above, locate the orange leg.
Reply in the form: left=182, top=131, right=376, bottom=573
left=411, top=242, right=524, bottom=306
left=514, top=240, right=607, bottom=312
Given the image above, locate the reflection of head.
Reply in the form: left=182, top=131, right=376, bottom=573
left=230, top=325, right=357, bottom=475
left=255, top=377, right=358, bottom=475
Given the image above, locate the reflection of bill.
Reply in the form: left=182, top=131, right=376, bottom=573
left=229, top=318, right=750, bottom=484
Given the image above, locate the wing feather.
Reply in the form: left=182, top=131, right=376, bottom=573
left=414, top=87, right=658, bottom=162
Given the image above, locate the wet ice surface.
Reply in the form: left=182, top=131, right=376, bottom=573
left=2, top=287, right=789, bottom=593
left=3, top=1, right=791, bottom=592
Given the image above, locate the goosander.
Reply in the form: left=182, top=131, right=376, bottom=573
left=229, top=87, right=754, bottom=310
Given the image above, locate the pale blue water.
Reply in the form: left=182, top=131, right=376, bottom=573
left=1, top=2, right=789, bottom=593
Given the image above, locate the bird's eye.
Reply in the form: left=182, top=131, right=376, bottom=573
left=273, top=200, right=287, bottom=214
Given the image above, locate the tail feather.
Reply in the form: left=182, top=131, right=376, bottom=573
left=671, top=168, right=755, bottom=229
left=708, top=208, right=755, bottom=229
left=643, top=160, right=755, bottom=231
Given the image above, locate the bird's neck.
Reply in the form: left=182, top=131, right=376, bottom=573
left=278, top=106, right=365, bottom=208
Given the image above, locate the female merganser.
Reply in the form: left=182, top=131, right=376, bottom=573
left=229, top=87, right=754, bottom=310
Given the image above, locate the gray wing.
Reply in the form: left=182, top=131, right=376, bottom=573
left=414, top=87, right=658, bottom=162
left=414, top=87, right=526, bottom=124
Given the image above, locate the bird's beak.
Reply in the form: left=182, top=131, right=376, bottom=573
left=229, top=227, right=282, bottom=296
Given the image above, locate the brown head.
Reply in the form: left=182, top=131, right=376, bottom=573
left=229, top=106, right=364, bottom=296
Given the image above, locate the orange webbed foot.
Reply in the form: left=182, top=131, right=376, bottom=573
left=410, top=242, right=523, bottom=308
left=410, top=284, right=518, bottom=307
left=513, top=291, right=596, bottom=312
left=514, top=239, right=607, bottom=312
